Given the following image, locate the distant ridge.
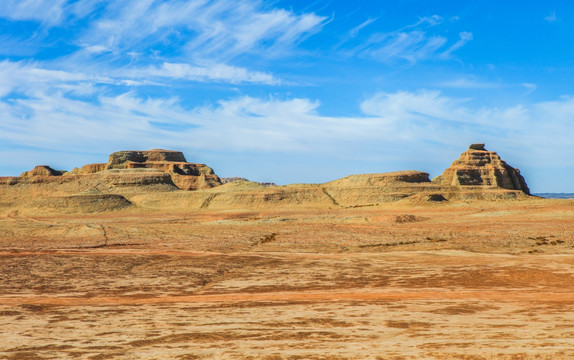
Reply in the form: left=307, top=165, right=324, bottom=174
left=0, top=144, right=537, bottom=214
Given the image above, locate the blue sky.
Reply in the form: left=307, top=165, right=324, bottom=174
left=0, top=0, right=573, bottom=192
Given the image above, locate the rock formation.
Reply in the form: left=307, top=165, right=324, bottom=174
left=221, top=177, right=277, bottom=186
left=20, top=165, right=66, bottom=177
left=105, top=149, right=221, bottom=190
left=75, top=163, right=107, bottom=175
left=0, top=144, right=535, bottom=214
left=15, top=149, right=222, bottom=191
left=107, top=149, right=187, bottom=167
left=433, top=144, right=530, bottom=194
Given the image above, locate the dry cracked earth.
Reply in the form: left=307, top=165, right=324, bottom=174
left=1, top=199, right=574, bottom=359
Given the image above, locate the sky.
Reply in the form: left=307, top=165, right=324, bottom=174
left=0, top=0, right=573, bottom=192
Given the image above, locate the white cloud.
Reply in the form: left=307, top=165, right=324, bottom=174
left=360, top=90, right=472, bottom=125
left=0, top=60, right=94, bottom=97
left=78, top=0, right=327, bottom=61
left=0, top=65, right=572, bottom=188
left=0, top=59, right=278, bottom=103
left=2, top=86, right=572, bottom=164
left=371, top=31, right=447, bottom=64
left=131, top=62, right=280, bottom=85
left=0, top=0, right=67, bottom=26
left=414, top=15, right=443, bottom=27
left=348, top=18, right=378, bottom=38
left=83, top=45, right=110, bottom=54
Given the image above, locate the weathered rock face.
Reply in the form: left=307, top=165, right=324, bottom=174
left=20, top=165, right=66, bottom=177
left=13, top=149, right=221, bottom=191
left=80, top=163, right=107, bottom=174
left=326, top=171, right=431, bottom=187
left=106, top=149, right=221, bottom=190
left=433, top=144, right=530, bottom=194
left=107, top=150, right=187, bottom=168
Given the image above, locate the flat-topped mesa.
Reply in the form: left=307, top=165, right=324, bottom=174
left=107, top=149, right=187, bottom=168
left=326, top=171, right=431, bottom=187
left=433, top=144, right=530, bottom=195
left=106, top=149, right=221, bottom=190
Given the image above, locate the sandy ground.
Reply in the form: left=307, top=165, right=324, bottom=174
left=1, top=199, right=573, bottom=359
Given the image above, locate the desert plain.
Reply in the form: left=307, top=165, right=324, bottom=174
left=1, top=147, right=574, bottom=359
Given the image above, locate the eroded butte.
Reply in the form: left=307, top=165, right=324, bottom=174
left=0, top=145, right=573, bottom=359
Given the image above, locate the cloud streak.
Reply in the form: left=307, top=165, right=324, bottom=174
left=132, top=62, right=280, bottom=85
left=342, top=15, right=472, bottom=65
left=77, top=0, right=327, bottom=61
left=0, top=0, right=327, bottom=88
left=0, top=0, right=68, bottom=26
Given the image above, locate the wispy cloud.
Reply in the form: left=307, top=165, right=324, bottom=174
left=440, top=31, right=473, bottom=59
left=0, top=0, right=68, bottom=26
left=360, top=90, right=473, bottom=126
left=78, top=0, right=327, bottom=61
left=0, top=59, right=279, bottom=103
left=522, top=83, right=537, bottom=94
left=438, top=77, right=538, bottom=93
left=438, top=76, right=500, bottom=89
left=545, top=11, right=557, bottom=22
left=344, top=15, right=472, bottom=65
left=348, top=18, right=378, bottom=38
left=0, top=0, right=326, bottom=88
left=0, top=60, right=97, bottom=97
left=127, top=62, right=280, bottom=85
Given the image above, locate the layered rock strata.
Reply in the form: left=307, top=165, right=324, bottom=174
left=12, top=149, right=222, bottom=191
left=20, top=165, right=66, bottom=177
left=106, top=150, right=221, bottom=190
left=0, top=144, right=533, bottom=214
left=433, top=144, right=530, bottom=194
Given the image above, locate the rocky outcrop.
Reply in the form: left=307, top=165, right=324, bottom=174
left=20, top=165, right=66, bottom=177
left=221, top=177, right=250, bottom=184
left=326, top=171, right=430, bottom=187
left=433, top=144, right=530, bottom=194
left=33, top=193, right=132, bottom=213
left=16, top=149, right=222, bottom=191
left=221, top=177, right=277, bottom=186
left=107, top=149, right=187, bottom=168
left=80, top=163, right=107, bottom=174
left=106, top=149, right=221, bottom=190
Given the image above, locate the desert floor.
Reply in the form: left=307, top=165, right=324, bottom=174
left=1, top=198, right=574, bottom=359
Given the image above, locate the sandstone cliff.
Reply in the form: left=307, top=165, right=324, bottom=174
left=13, top=149, right=221, bottom=192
